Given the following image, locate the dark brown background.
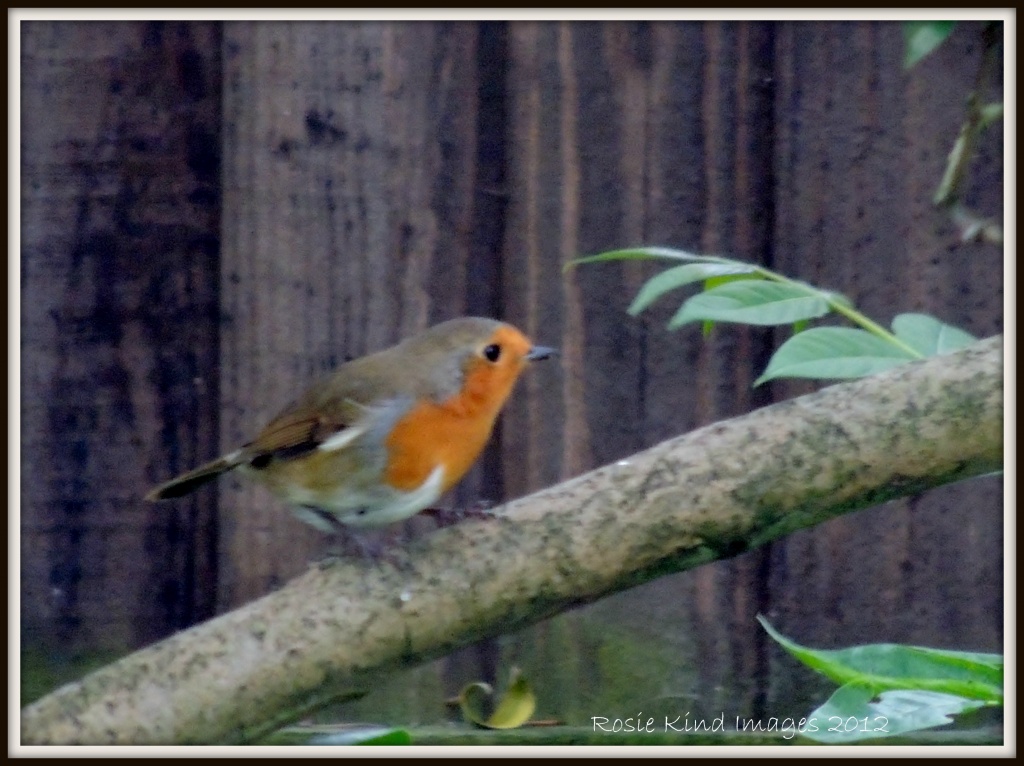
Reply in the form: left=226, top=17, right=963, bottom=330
left=21, top=20, right=1003, bottom=723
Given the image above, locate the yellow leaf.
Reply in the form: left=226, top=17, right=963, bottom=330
left=458, top=667, right=537, bottom=730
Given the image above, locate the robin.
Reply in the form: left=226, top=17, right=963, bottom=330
left=146, top=317, right=555, bottom=535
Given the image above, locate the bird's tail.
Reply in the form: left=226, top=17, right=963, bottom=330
left=145, top=451, right=245, bottom=501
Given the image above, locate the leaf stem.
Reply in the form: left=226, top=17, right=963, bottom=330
left=827, top=301, right=926, bottom=359
left=745, top=264, right=928, bottom=360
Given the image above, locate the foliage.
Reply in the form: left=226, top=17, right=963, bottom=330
left=926, top=21, right=1004, bottom=245
left=758, top=616, right=1002, bottom=743
left=457, top=667, right=537, bottom=730
left=279, top=725, right=412, bottom=745
left=903, top=21, right=957, bottom=69
left=568, top=247, right=977, bottom=386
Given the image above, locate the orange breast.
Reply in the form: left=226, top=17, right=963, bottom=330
left=383, top=355, right=525, bottom=492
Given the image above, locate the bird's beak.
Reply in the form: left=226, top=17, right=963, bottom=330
left=526, top=345, right=557, bottom=361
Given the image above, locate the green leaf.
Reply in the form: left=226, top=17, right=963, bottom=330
left=821, top=289, right=855, bottom=309
left=459, top=668, right=537, bottom=730
left=357, top=728, right=414, bottom=745
left=891, top=313, right=977, bottom=356
left=903, top=21, right=957, bottom=69
left=758, top=616, right=1003, bottom=703
left=668, top=281, right=831, bottom=329
left=566, top=247, right=710, bottom=270
left=980, top=102, right=1004, bottom=128
left=754, top=327, right=919, bottom=385
left=304, top=726, right=412, bottom=745
left=803, top=683, right=987, bottom=743
left=704, top=272, right=762, bottom=291
left=627, top=263, right=759, bottom=315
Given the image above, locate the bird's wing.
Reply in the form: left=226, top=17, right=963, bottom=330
left=243, top=398, right=368, bottom=466
left=240, top=352, right=417, bottom=467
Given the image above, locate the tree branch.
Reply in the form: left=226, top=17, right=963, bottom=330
left=21, top=336, right=1004, bottom=745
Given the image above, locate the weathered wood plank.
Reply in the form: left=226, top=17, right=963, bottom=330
left=20, top=20, right=222, bottom=653
left=218, top=21, right=486, bottom=608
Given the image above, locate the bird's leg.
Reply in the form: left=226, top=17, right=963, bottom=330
left=301, top=505, right=406, bottom=569
left=422, top=499, right=496, bottom=528
left=344, top=527, right=408, bottom=570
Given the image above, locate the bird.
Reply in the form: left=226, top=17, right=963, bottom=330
left=146, top=317, right=555, bottom=536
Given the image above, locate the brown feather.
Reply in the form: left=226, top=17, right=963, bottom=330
left=145, top=454, right=241, bottom=501
left=245, top=409, right=354, bottom=463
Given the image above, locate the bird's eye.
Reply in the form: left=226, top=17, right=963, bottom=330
left=483, top=343, right=501, bottom=362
